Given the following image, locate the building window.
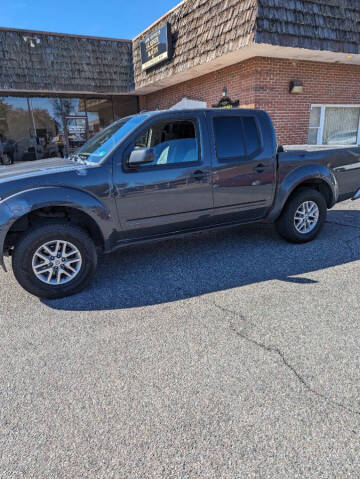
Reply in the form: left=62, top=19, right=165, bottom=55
left=0, top=96, right=134, bottom=163
left=308, top=106, right=360, bottom=146
left=0, top=97, right=42, bottom=162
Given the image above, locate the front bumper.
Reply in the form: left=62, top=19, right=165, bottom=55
left=352, top=188, right=360, bottom=201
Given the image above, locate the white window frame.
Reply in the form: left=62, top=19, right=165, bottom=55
left=309, top=104, right=360, bottom=146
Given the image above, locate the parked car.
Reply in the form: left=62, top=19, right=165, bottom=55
left=19, top=136, right=60, bottom=161
left=0, top=108, right=359, bottom=298
left=0, top=136, right=16, bottom=165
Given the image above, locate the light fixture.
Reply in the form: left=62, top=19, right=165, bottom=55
left=289, top=80, right=303, bottom=94
left=347, top=55, right=353, bottom=59
left=222, top=87, right=227, bottom=97
left=23, top=35, right=41, bottom=48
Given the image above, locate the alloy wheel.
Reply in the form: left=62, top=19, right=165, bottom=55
left=32, top=240, right=82, bottom=285
left=294, top=200, right=320, bottom=234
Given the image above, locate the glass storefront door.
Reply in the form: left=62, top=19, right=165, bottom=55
left=28, top=98, right=63, bottom=159
left=65, top=116, right=88, bottom=154
left=63, top=98, right=113, bottom=156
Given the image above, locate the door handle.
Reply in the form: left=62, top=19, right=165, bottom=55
left=254, top=164, right=266, bottom=173
left=192, top=170, right=206, bottom=182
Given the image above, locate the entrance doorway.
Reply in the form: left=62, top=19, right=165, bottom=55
left=64, top=116, right=89, bottom=155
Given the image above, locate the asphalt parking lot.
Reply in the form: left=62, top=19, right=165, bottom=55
left=0, top=199, right=360, bottom=478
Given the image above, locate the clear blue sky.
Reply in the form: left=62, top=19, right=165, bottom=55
left=2, top=0, right=180, bottom=39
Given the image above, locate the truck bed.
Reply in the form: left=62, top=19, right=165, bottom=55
left=278, top=145, right=360, bottom=202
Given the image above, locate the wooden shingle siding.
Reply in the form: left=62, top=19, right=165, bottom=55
left=133, top=0, right=360, bottom=90
left=256, top=0, right=360, bottom=54
left=133, top=0, right=258, bottom=89
left=0, top=29, right=134, bottom=94
left=1, top=1, right=359, bottom=95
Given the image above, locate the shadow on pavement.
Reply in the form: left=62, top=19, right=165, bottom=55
left=43, top=209, right=360, bottom=312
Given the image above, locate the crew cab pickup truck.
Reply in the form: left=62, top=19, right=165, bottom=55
left=0, top=108, right=359, bottom=298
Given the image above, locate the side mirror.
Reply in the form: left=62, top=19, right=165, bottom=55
left=128, top=148, right=154, bottom=167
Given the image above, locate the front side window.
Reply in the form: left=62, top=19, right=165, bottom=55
left=133, top=119, right=199, bottom=167
left=74, top=114, right=149, bottom=163
left=308, top=106, right=360, bottom=146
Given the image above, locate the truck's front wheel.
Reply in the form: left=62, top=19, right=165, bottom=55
left=12, top=222, right=97, bottom=299
left=276, top=188, right=327, bottom=243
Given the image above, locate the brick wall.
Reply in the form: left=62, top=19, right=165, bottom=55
left=139, top=57, right=360, bottom=145
left=139, top=58, right=257, bottom=112
left=255, top=58, right=360, bottom=145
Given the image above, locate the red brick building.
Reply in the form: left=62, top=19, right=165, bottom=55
left=133, top=0, right=360, bottom=146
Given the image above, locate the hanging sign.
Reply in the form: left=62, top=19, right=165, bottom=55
left=213, top=97, right=240, bottom=109
left=141, top=23, right=172, bottom=71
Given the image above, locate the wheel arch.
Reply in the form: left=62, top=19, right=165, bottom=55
left=267, top=165, right=338, bottom=222
left=6, top=205, right=105, bottom=249
left=0, top=187, right=115, bottom=270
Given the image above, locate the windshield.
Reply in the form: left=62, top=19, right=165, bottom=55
left=72, top=114, right=149, bottom=164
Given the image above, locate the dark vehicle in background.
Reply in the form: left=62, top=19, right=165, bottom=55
left=11, top=135, right=60, bottom=162
left=0, top=135, right=16, bottom=165
left=0, top=108, right=359, bottom=299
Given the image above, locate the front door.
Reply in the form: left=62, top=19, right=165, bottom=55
left=113, top=112, right=214, bottom=241
left=64, top=116, right=89, bottom=155
left=207, top=111, right=276, bottom=223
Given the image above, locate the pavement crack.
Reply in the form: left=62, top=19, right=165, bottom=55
left=213, top=303, right=360, bottom=417
left=326, top=220, right=360, bottom=230
left=343, top=235, right=360, bottom=258
left=324, top=219, right=360, bottom=257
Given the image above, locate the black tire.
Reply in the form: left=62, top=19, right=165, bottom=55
left=12, top=222, right=97, bottom=299
left=275, top=188, right=327, bottom=243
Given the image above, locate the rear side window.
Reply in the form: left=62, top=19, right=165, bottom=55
left=213, top=117, right=245, bottom=159
left=243, top=117, right=260, bottom=155
left=213, top=116, right=261, bottom=160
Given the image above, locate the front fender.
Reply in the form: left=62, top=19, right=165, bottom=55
left=0, top=201, right=14, bottom=271
left=267, top=164, right=338, bottom=222
left=0, top=186, right=114, bottom=271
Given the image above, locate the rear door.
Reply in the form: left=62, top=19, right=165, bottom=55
left=113, top=112, right=214, bottom=241
left=207, top=111, right=276, bottom=223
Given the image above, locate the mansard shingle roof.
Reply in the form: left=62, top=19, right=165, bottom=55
left=133, top=0, right=258, bottom=89
left=0, top=28, right=134, bottom=93
left=133, top=0, right=360, bottom=90
left=256, top=0, right=360, bottom=54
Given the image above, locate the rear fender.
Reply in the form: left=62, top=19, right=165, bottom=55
left=267, top=164, right=338, bottom=222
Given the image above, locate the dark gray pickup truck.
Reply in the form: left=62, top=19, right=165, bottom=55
left=0, top=108, right=359, bottom=298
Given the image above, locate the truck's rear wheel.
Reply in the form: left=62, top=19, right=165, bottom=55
left=12, top=222, right=97, bottom=299
left=276, top=188, right=327, bottom=243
